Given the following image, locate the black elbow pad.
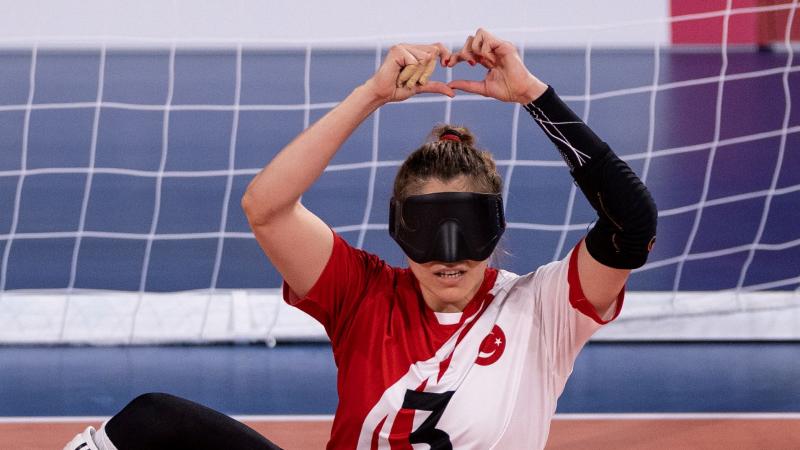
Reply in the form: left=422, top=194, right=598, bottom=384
left=577, top=151, right=658, bottom=269
left=524, top=86, right=658, bottom=269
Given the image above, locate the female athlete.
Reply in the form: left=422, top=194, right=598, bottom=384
left=66, top=28, right=656, bottom=450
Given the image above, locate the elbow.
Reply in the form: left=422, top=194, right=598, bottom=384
left=241, top=188, right=294, bottom=228
left=241, top=189, right=270, bottom=227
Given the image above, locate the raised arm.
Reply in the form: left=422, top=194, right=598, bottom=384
left=242, top=44, right=453, bottom=297
left=448, top=29, right=657, bottom=316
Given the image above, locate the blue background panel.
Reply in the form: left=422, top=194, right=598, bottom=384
left=504, top=165, right=573, bottom=225
left=377, top=101, right=448, bottom=162
left=0, top=48, right=796, bottom=292
left=720, top=73, right=787, bottom=141
left=708, top=136, right=780, bottom=200
left=653, top=82, right=718, bottom=150
left=33, top=50, right=99, bottom=104
left=643, top=149, right=709, bottom=211
left=776, top=132, right=800, bottom=189
left=629, top=264, right=676, bottom=291
left=309, top=108, right=375, bottom=165
left=166, top=111, right=234, bottom=171
left=590, top=50, right=656, bottom=93
left=0, top=177, right=17, bottom=235
left=172, top=50, right=236, bottom=105
left=691, top=197, right=764, bottom=254
left=0, top=50, right=31, bottom=105
left=104, top=51, right=170, bottom=105
left=761, top=190, right=800, bottom=245
left=75, top=238, right=147, bottom=291
left=156, top=176, right=228, bottom=234
left=366, top=166, right=399, bottom=225
left=16, top=173, right=85, bottom=233
left=144, top=238, right=217, bottom=292
left=520, top=50, right=585, bottom=96
left=0, top=112, right=24, bottom=171
left=302, top=168, right=370, bottom=229
left=679, top=251, right=749, bottom=291
left=85, top=174, right=155, bottom=234
left=659, top=52, right=720, bottom=84
left=588, top=92, right=651, bottom=158
left=95, top=109, right=165, bottom=171
left=216, top=238, right=280, bottom=289
left=743, top=244, right=800, bottom=289
left=235, top=110, right=305, bottom=170
left=309, top=50, right=376, bottom=104
left=241, top=50, right=306, bottom=105
left=27, top=108, right=94, bottom=169
left=5, top=238, right=74, bottom=289
left=225, top=175, right=253, bottom=233
left=645, top=212, right=695, bottom=262
left=449, top=100, right=516, bottom=162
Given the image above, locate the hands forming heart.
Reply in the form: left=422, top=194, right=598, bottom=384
left=364, top=28, right=549, bottom=105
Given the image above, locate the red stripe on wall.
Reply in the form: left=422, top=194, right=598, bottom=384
left=670, top=0, right=799, bottom=45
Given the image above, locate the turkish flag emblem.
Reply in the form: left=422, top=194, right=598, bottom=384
left=475, top=325, right=506, bottom=366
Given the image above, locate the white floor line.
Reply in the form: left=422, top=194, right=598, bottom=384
left=553, top=412, right=800, bottom=420
left=2, top=413, right=799, bottom=424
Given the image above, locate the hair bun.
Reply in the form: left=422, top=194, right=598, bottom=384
left=440, top=130, right=463, bottom=142
left=431, top=125, right=476, bottom=146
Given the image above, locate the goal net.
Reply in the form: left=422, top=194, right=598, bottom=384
left=0, top=1, right=798, bottom=343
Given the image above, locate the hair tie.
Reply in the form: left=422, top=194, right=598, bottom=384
left=440, top=131, right=462, bottom=142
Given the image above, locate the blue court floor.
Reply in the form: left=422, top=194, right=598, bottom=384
left=0, top=342, right=797, bottom=417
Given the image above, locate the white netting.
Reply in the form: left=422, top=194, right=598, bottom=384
left=0, top=2, right=798, bottom=344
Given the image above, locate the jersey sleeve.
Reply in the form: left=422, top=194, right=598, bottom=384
left=282, top=229, right=389, bottom=346
left=534, top=239, right=624, bottom=378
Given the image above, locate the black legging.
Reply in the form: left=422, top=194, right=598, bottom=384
left=106, top=393, right=283, bottom=450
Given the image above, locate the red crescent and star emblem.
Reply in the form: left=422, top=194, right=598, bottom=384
left=475, top=325, right=506, bottom=366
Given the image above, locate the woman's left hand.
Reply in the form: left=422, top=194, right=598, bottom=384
left=447, top=28, right=548, bottom=104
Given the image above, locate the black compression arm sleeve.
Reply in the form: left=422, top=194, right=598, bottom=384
left=523, top=86, right=657, bottom=269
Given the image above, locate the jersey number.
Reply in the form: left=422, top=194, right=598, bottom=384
left=401, top=390, right=455, bottom=450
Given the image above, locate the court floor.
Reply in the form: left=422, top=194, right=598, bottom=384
left=1, top=342, right=798, bottom=447
left=5, top=415, right=800, bottom=449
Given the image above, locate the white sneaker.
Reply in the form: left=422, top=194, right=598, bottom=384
left=63, top=426, right=100, bottom=450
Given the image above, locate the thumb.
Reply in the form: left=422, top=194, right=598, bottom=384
left=447, top=79, right=487, bottom=96
left=418, top=81, right=455, bottom=98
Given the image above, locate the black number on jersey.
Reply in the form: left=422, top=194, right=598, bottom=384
left=401, top=389, right=455, bottom=450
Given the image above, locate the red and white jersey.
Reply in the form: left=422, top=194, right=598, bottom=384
left=283, top=231, right=623, bottom=450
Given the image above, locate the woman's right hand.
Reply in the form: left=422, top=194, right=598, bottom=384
left=363, top=43, right=455, bottom=104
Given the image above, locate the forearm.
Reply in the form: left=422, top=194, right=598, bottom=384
left=524, top=86, right=657, bottom=269
left=243, top=85, right=383, bottom=224
left=523, top=85, right=609, bottom=171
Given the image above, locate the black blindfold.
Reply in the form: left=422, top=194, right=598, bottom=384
left=389, top=192, right=506, bottom=263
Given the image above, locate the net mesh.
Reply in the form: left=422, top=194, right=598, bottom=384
left=0, top=2, right=798, bottom=343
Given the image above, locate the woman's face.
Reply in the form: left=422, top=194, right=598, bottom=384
left=406, top=177, right=490, bottom=313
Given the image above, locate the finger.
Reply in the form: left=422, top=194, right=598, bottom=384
left=404, top=45, right=431, bottom=62
left=476, top=55, right=495, bottom=69
left=430, top=42, right=451, bottom=66
left=397, top=63, right=418, bottom=87
left=471, top=32, right=483, bottom=55
left=476, top=28, right=514, bottom=59
left=388, top=44, right=420, bottom=65
left=418, top=56, right=438, bottom=85
left=417, top=81, right=455, bottom=98
left=462, top=36, right=478, bottom=66
left=405, top=59, right=427, bottom=87
left=449, top=36, right=476, bottom=67
left=472, top=31, right=496, bottom=67
left=447, top=79, right=487, bottom=97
